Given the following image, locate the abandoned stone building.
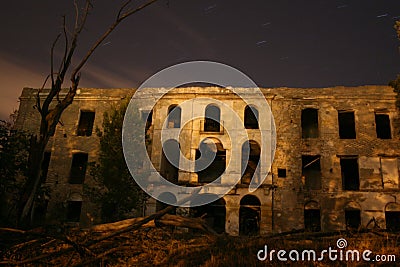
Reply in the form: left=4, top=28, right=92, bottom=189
left=15, top=85, right=400, bottom=235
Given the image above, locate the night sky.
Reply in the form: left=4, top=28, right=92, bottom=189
left=1, top=0, right=400, bottom=120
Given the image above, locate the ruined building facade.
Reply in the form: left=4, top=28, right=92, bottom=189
left=15, top=86, right=400, bottom=235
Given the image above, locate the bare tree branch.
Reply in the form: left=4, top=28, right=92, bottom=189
left=73, top=0, right=79, bottom=31
left=117, top=0, right=133, bottom=20
left=59, top=15, right=69, bottom=75
left=50, top=34, right=61, bottom=88
left=17, top=0, right=160, bottom=228
left=71, top=0, right=158, bottom=79
left=35, top=74, right=52, bottom=113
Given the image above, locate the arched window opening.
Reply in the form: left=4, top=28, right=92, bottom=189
left=192, top=194, right=226, bottom=234
left=241, top=140, right=261, bottom=184
left=195, top=138, right=225, bottom=183
left=239, top=195, right=261, bottom=235
left=167, top=105, right=181, bottom=128
left=244, top=105, right=259, bottom=129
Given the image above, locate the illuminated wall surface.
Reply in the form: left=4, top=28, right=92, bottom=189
left=15, top=86, right=400, bottom=235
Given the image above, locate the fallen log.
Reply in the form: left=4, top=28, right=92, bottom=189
left=156, top=214, right=217, bottom=234
left=0, top=189, right=204, bottom=265
left=90, top=214, right=216, bottom=235
left=90, top=217, right=154, bottom=232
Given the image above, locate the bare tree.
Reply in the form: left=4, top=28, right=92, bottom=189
left=17, top=0, right=159, bottom=227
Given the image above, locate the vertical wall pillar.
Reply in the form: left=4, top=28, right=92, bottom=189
left=225, top=205, right=239, bottom=236
left=260, top=205, right=272, bottom=235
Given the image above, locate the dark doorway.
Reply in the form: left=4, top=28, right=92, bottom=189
left=302, top=155, right=321, bottom=190
left=204, top=105, right=221, bottom=132
left=241, top=140, right=261, bottom=184
left=304, top=209, right=321, bottom=232
left=338, top=111, right=356, bottom=139
left=244, top=105, right=259, bottom=129
left=301, top=108, right=319, bottom=138
left=33, top=199, right=49, bottom=226
left=304, top=201, right=321, bottom=232
left=66, top=201, right=82, bottom=222
left=340, top=157, right=360, bottom=191
left=192, top=195, right=226, bottom=234
left=345, top=209, right=361, bottom=230
left=239, top=195, right=261, bottom=235
left=160, top=139, right=180, bottom=183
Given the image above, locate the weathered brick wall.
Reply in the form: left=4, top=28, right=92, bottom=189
left=268, top=86, right=400, bottom=232
left=15, top=85, right=400, bottom=233
left=16, top=88, right=134, bottom=225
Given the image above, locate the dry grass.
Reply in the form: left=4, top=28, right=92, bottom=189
left=1, top=228, right=400, bottom=266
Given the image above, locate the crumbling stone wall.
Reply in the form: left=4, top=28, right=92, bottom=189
left=15, top=85, right=400, bottom=234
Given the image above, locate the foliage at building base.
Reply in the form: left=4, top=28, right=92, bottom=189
left=85, top=102, right=146, bottom=223
left=0, top=114, right=30, bottom=226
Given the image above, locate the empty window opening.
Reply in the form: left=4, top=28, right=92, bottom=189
left=156, top=192, right=177, bottom=215
left=386, top=212, right=400, bottom=232
left=380, top=158, right=399, bottom=189
left=204, top=105, right=221, bottom=132
left=375, top=113, right=391, bottom=139
left=301, top=108, right=319, bottom=138
left=160, top=139, right=180, bottom=184
left=167, top=105, right=181, bottom=128
left=385, top=203, right=400, bottom=232
left=66, top=201, right=82, bottom=222
left=304, top=201, right=321, bottom=232
left=244, top=105, right=259, bottom=129
left=304, top=209, right=321, bottom=232
left=196, top=138, right=225, bottom=183
left=338, top=111, right=356, bottom=139
left=192, top=195, right=226, bottom=234
left=77, top=111, right=95, bottom=136
left=40, top=151, right=51, bottom=183
left=345, top=209, right=361, bottom=230
left=340, top=157, right=360, bottom=190
left=239, top=195, right=261, bottom=236
left=302, top=155, right=321, bottom=190
left=278, top=168, right=287, bottom=178
left=241, top=140, right=261, bottom=184
left=69, top=153, right=88, bottom=184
